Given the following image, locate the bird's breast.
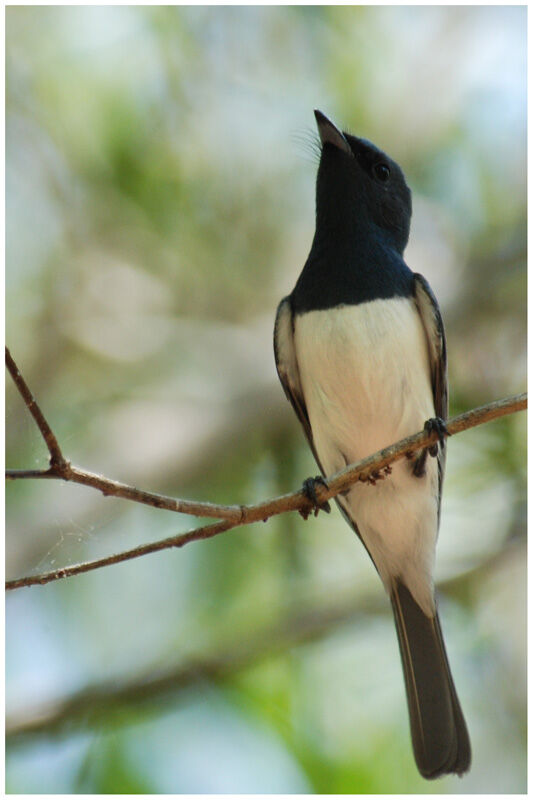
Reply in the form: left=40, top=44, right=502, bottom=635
left=293, top=296, right=435, bottom=473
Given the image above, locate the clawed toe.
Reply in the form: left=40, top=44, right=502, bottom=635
left=412, top=417, right=448, bottom=477
left=412, top=451, right=428, bottom=477
left=300, top=476, right=331, bottom=518
left=424, top=416, right=449, bottom=455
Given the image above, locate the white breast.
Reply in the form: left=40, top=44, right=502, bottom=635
left=293, top=297, right=440, bottom=614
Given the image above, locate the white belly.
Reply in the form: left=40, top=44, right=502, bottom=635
left=294, top=297, right=440, bottom=614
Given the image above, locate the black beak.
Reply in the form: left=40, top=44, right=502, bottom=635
left=314, top=109, right=352, bottom=157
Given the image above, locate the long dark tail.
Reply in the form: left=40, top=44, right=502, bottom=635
left=390, top=581, right=471, bottom=779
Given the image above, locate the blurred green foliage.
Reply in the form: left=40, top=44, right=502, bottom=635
left=6, top=6, right=526, bottom=793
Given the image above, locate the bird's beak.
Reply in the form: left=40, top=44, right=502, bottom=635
left=314, top=109, right=352, bottom=157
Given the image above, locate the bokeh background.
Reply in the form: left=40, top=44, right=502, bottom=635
left=6, top=6, right=526, bottom=794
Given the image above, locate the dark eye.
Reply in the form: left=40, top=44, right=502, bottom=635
left=373, top=162, right=390, bottom=182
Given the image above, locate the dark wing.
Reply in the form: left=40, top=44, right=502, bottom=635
left=412, top=274, right=448, bottom=420
left=412, top=273, right=448, bottom=514
left=273, top=296, right=325, bottom=474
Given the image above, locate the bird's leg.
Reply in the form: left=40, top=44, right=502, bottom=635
left=412, top=417, right=449, bottom=477
left=300, top=476, right=331, bottom=519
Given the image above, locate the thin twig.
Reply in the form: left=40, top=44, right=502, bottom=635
left=5, top=519, right=237, bottom=590
left=6, top=458, right=244, bottom=521
left=5, top=469, right=57, bottom=480
left=5, top=392, right=526, bottom=591
left=5, top=347, right=66, bottom=468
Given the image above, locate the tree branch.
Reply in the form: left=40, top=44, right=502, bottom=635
left=6, top=462, right=246, bottom=521
left=5, top=348, right=527, bottom=591
left=6, top=518, right=238, bottom=590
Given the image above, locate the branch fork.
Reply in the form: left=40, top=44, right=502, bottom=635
left=5, top=346, right=527, bottom=591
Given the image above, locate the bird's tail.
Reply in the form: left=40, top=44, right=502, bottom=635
left=390, top=580, right=471, bottom=779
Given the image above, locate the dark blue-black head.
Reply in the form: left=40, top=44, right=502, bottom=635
left=314, top=109, right=412, bottom=254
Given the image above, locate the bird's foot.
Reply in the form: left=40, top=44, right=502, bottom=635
left=424, top=416, right=449, bottom=454
left=300, top=476, right=331, bottom=519
left=412, top=417, right=449, bottom=477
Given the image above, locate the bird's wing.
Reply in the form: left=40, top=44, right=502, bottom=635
left=412, top=273, right=448, bottom=420
left=274, top=296, right=325, bottom=474
left=412, top=273, right=448, bottom=512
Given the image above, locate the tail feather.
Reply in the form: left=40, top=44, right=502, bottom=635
left=391, top=581, right=471, bottom=779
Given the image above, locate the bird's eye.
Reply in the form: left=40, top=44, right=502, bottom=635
left=373, top=162, right=391, bottom=182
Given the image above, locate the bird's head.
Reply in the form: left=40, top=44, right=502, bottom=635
left=314, top=109, right=412, bottom=254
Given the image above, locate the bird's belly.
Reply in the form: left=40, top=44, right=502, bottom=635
left=293, top=297, right=439, bottom=613
left=294, top=297, right=435, bottom=466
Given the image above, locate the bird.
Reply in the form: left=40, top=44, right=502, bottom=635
left=274, top=109, right=471, bottom=779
